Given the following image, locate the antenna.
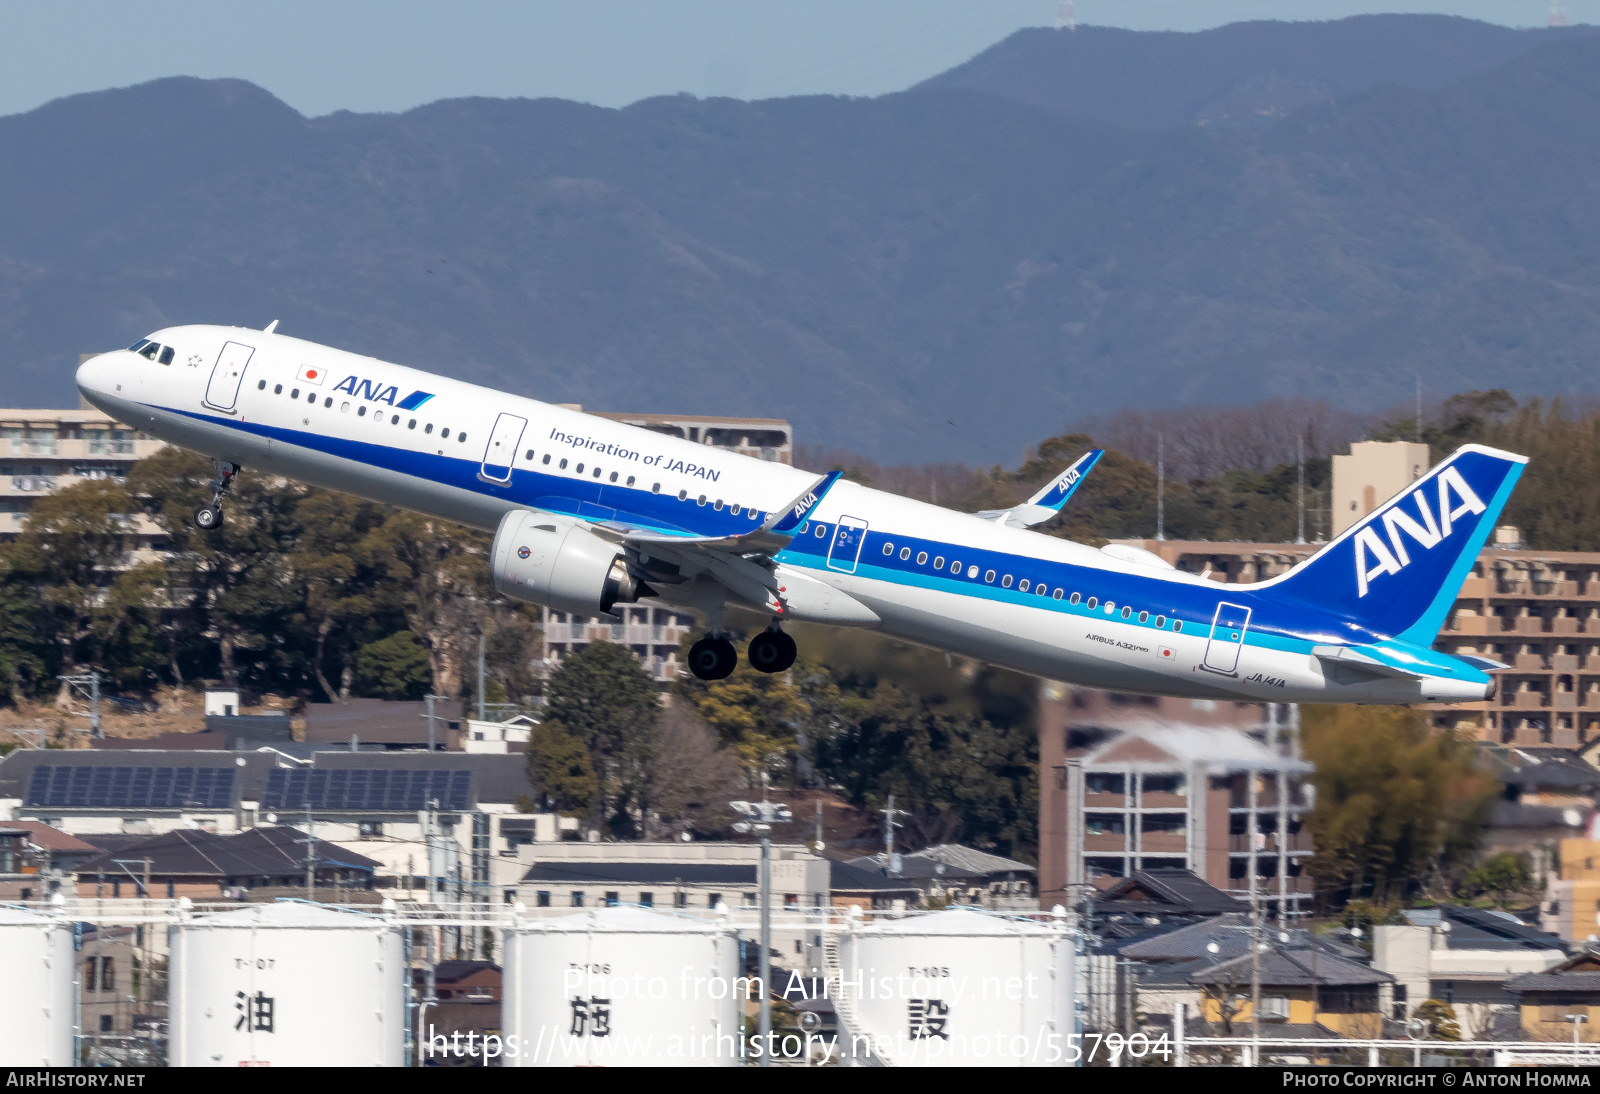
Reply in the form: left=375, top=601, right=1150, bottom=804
left=881, top=793, right=909, bottom=875
left=1056, top=1, right=1076, bottom=31
left=1295, top=435, right=1306, bottom=545
left=1155, top=432, right=1166, bottom=542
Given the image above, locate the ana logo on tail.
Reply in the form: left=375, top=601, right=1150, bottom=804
left=1354, top=467, right=1486, bottom=597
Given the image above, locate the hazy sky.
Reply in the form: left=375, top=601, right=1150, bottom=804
left=4, top=1, right=1595, bottom=118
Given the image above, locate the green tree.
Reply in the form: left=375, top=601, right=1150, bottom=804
left=1457, top=852, right=1534, bottom=905
left=1303, top=705, right=1495, bottom=905
left=1412, top=999, right=1462, bottom=1041
left=527, top=721, right=599, bottom=816
left=287, top=489, right=389, bottom=701
left=352, top=631, right=432, bottom=700
left=541, top=641, right=661, bottom=833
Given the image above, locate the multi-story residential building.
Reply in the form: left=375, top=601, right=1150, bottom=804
left=587, top=411, right=792, bottom=466
left=0, top=391, right=167, bottom=538
left=1038, top=690, right=1314, bottom=919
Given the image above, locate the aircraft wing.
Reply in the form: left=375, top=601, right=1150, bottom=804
left=975, top=449, right=1104, bottom=528
left=602, top=470, right=843, bottom=557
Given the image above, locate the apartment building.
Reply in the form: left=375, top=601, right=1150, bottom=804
left=1038, top=690, right=1314, bottom=919
left=0, top=395, right=166, bottom=538
left=587, top=411, right=792, bottom=466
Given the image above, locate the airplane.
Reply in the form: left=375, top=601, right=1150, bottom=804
left=77, top=325, right=1525, bottom=704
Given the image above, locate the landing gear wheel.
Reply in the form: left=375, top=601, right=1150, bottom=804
left=687, top=636, right=738, bottom=681
left=747, top=629, right=797, bottom=674
left=195, top=460, right=240, bottom=531
left=193, top=505, right=224, bottom=530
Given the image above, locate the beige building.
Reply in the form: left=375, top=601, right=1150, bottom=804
left=588, top=411, right=792, bottom=465
left=0, top=397, right=166, bottom=537
left=1331, top=439, right=1429, bottom=536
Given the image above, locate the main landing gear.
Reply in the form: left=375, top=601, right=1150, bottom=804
left=193, top=461, right=239, bottom=530
left=687, top=626, right=797, bottom=681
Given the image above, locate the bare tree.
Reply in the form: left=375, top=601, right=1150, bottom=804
left=645, top=704, right=744, bottom=838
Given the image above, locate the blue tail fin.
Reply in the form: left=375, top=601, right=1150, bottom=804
left=1265, top=444, right=1527, bottom=645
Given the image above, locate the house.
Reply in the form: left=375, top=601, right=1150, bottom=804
left=1482, top=748, right=1600, bottom=881
left=461, top=715, right=535, bottom=754
left=1505, top=950, right=1600, bottom=1041
left=844, top=843, right=1035, bottom=911
left=1091, top=868, right=1247, bottom=931
left=1089, top=912, right=1367, bottom=1034
left=1544, top=837, right=1600, bottom=942
left=73, top=825, right=379, bottom=900
left=0, top=821, right=103, bottom=900
left=1374, top=904, right=1568, bottom=1039
left=1189, top=944, right=1393, bottom=1038
left=417, top=961, right=503, bottom=1067
left=826, top=859, right=924, bottom=912
left=302, top=697, right=464, bottom=751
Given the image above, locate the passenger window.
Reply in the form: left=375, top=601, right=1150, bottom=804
left=1121, top=606, right=1132, bottom=619
left=291, top=388, right=300, bottom=398
left=341, top=402, right=350, bottom=412
left=696, top=495, right=706, bottom=506
left=1139, top=611, right=1149, bottom=623
left=576, top=463, right=584, bottom=473
left=678, top=490, right=688, bottom=500
left=407, top=418, right=416, bottom=428
left=391, top=415, right=400, bottom=425
left=257, top=380, right=266, bottom=390
left=525, top=449, right=533, bottom=459
left=1070, top=592, right=1080, bottom=604
left=713, top=499, right=723, bottom=509
left=1018, top=579, right=1029, bottom=591
left=1155, top=615, right=1166, bottom=628
left=158, top=346, right=175, bottom=365
left=1001, top=575, right=1012, bottom=588
left=627, top=476, right=635, bottom=487
left=814, top=525, right=825, bottom=537
left=917, top=552, right=927, bottom=565
left=560, top=459, right=568, bottom=470
left=934, top=556, right=944, bottom=568
left=545, top=455, right=553, bottom=465
left=424, top=423, right=433, bottom=434
left=593, top=467, right=602, bottom=478
left=274, top=384, right=283, bottom=394
left=985, top=570, right=996, bottom=583
left=458, top=433, right=467, bottom=442
left=610, top=472, right=619, bottom=483
left=899, top=547, right=910, bottom=560
left=358, top=405, right=366, bottom=416
left=1087, top=597, right=1098, bottom=609
left=651, top=482, right=659, bottom=493
left=324, top=397, right=333, bottom=407
left=731, top=504, right=741, bottom=516
left=1174, top=620, right=1184, bottom=632
left=441, top=428, right=450, bottom=438
left=883, top=543, right=894, bottom=555
left=1053, top=589, right=1064, bottom=600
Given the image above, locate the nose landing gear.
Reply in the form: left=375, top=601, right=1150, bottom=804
left=687, top=635, right=738, bottom=681
left=747, top=626, right=797, bottom=674
left=193, top=461, right=239, bottom=530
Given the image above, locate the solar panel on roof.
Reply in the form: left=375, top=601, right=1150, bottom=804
left=259, top=766, right=473, bottom=811
left=21, top=765, right=237, bottom=809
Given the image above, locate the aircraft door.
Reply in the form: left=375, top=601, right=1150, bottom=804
left=826, top=516, right=869, bottom=574
left=480, top=412, right=528, bottom=483
left=1202, top=601, right=1252, bottom=675
left=203, top=341, right=255, bottom=411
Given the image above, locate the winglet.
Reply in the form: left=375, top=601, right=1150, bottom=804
left=977, top=448, right=1104, bottom=527
left=768, top=471, right=843, bottom=535
left=1026, top=448, right=1104, bottom=511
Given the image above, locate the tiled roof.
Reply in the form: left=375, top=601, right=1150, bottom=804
left=0, top=820, right=101, bottom=854
left=1505, top=972, right=1600, bottom=992
left=1190, top=947, right=1391, bottom=988
left=829, top=860, right=924, bottom=895
left=1099, top=869, right=1247, bottom=915
left=74, top=826, right=378, bottom=879
left=522, top=861, right=757, bottom=886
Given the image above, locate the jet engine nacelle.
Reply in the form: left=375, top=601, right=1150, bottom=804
left=490, top=509, right=644, bottom=618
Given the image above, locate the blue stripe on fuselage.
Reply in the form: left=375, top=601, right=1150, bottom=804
left=168, top=403, right=1423, bottom=665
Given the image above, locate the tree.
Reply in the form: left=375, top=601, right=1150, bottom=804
left=540, top=642, right=661, bottom=833
left=679, top=658, right=810, bottom=774
left=646, top=705, right=743, bottom=837
left=527, top=721, right=599, bottom=816
left=286, top=489, right=389, bottom=701
left=1302, top=705, right=1496, bottom=905
left=352, top=631, right=432, bottom=700
left=1412, top=999, right=1462, bottom=1041
left=1457, top=852, right=1534, bottom=906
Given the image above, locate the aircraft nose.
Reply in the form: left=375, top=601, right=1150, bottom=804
left=75, top=350, right=120, bottom=402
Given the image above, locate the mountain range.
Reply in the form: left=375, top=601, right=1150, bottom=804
left=1, top=14, right=1598, bottom=463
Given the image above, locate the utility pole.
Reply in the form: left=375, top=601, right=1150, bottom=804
left=422, top=694, right=449, bottom=751
left=57, top=673, right=102, bottom=737
left=302, top=804, right=317, bottom=900
left=1250, top=885, right=1263, bottom=1062
left=1295, top=436, right=1306, bottom=545
left=477, top=634, right=487, bottom=721
left=1155, top=433, right=1166, bottom=542
left=880, top=794, right=908, bottom=876
left=730, top=800, right=792, bottom=1069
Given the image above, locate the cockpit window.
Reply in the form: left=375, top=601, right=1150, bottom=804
left=128, top=339, right=152, bottom=353
left=157, top=346, right=175, bottom=365
left=137, top=342, right=160, bottom=361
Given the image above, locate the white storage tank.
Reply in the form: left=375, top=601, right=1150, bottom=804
left=837, top=909, right=1074, bottom=1067
left=0, top=907, right=75, bottom=1065
left=168, top=901, right=405, bottom=1067
left=502, top=906, right=741, bottom=1067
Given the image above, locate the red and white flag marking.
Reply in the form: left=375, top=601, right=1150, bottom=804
left=297, top=364, right=327, bottom=386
